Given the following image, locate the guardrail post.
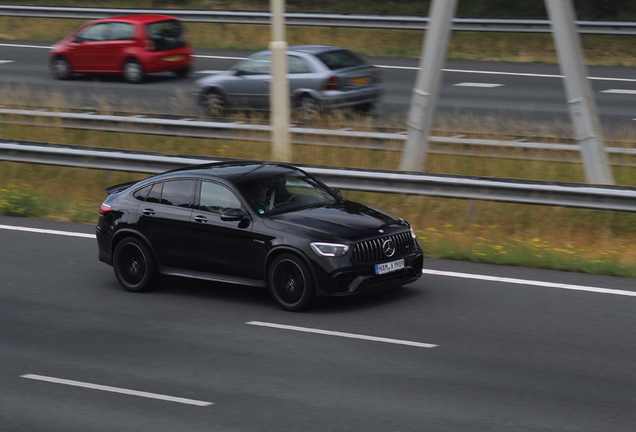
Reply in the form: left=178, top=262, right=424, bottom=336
left=545, top=0, right=614, bottom=185
left=269, top=0, right=291, bottom=162
left=399, top=0, right=458, bottom=172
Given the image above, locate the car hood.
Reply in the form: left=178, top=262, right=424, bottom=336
left=263, top=201, right=405, bottom=242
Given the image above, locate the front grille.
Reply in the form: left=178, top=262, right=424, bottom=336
left=352, top=232, right=413, bottom=263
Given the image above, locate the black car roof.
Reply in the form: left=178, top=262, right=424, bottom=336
left=157, top=161, right=302, bottom=183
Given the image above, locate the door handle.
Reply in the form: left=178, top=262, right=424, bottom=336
left=142, top=209, right=155, bottom=216
left=194, top=215, right=208, bottom=223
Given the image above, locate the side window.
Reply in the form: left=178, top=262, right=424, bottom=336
left=161, top=180, right=195, bottom=208
left=145, top=182, right=163, bottom=204
left=288, top=55, right=310, bottom=74
left=239, top=55, right=271, bottom=75
left=74, top=23, right=110, bottom=42
left=109, top=22, right=135, bottom=41
left=199, top=182, right=242, bottom=214
left=133, top=184, right=151, bottom=201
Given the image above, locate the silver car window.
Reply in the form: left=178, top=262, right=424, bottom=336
left=288, top=55, right=311, bottom=74
left=238, top=55, right=271, bottom=75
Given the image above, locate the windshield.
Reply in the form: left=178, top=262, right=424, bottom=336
left=238, top=172, right=337, bottom=215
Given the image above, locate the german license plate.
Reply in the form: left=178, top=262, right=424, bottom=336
left=163, top=55, right=185, bottom=62
left=349, top=77, right=371, bottom=86
left=375, top=259, right=404, bottom=275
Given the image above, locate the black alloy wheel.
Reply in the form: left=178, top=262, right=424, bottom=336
left=268, top=254, right=316, bottom=312
left=113, top=237, right=159, bottom=292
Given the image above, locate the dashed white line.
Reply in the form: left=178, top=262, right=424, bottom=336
left=246, top=321, right=438, bottom=348
left=21, top=374, right=214, bottom=406
left=601, top=89, right=636, bottom=95
left=196, top=70, right=224, bottom=74
left=422, top=269, right=636, bottom=297
left=0, top=60, right=14, bottom=64
left=453, top=82, right=504, bottom=88
left=0, top=224, right=95, bottom=239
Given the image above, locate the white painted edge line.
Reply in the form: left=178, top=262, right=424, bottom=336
left=0, top=224, right=96, bottom=239
left=21, top=374, right=213, bottom=406
left=453, top=82, right=504, bottom=88
left=601, top=89, right=636, bottom=95
left=194, top=55, right=246, bottom=60
left=380, top=66, right=636, bottom=83
left=2, top=222, right=633, bottom=298
left=246, top=321, right=438, bottom=348
left=0, top=43, right=52, bottom=49
left=422, top=269, right=636, bottom=297
left=0, top=60, right=15, bottom=64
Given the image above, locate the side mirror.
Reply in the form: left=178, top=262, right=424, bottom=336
left=221, top=208, right=247, bottom=222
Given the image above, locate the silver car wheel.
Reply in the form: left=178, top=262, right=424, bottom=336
left=51, top=57, right=71, bottom=80
left=123, top=59, right=144, bottom=84
left=203, top=90, right=225, bottom=117
left=296, top=95, right=319, bottom=122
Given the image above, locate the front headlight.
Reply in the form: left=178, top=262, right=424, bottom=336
left=310, top=242, right=349, bottom=257
left=409, top=226, right=417, bottom=239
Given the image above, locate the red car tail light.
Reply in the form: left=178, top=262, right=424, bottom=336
left=322, top=75, right=339, bottom=91
left=99, top=203, right=112, bottom=217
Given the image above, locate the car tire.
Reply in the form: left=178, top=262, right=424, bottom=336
left=173, top=67, right=191, bottom=78
left=50, top=56, right=72, bottom=80
left=123, top=59, right=145, bottom=84
left=268, top=253, right=316, bottom=312
left=296, top=94, right=319, bottom=122
left=113, top=237, right=159, bottom=293
left=202, top=89, right=225, bottom=117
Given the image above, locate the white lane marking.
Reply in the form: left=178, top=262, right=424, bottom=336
left=246, top=321, right=438, bottom=348
left=21, top=374, right=213, bottom=406
left=0, top=224, right=95, bottom=239
left=2, top=42, right=635, bottom=83
left=194, top=55, right=246, bottom=60
left=380, top=65, right=636, bottom=83
left=196, top=70, right=223, bottom=74
left=0, top=60, right=14, bottom=64
left=0, top=43, right=52, bottom=49
left=422, top=269, right=636, bottom=297
left=453, top=82, right=504, bottom=88
left=1, top=222, right=633, bottom=298
left=601, top=89, right=636, bottom=95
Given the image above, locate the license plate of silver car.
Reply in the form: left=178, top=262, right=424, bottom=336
left=375, top=259, right=404, bottom=275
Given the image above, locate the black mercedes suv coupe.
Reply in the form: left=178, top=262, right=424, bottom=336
left=96, top=162, right=423, bottom=311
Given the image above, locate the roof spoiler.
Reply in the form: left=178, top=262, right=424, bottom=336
left=104, top=180, right=139, bottom=195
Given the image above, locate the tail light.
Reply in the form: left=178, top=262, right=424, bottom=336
left=99, top=203, right=112, bottom=217
left=322, top=75, right=339, bottom=91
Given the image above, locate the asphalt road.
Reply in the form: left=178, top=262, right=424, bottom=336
left=1, top=215, right=635, bottom=431
left=2, top=41, right=636, bottom=130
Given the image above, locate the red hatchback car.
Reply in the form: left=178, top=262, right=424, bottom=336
left=49, top=14, right=194, bottom=84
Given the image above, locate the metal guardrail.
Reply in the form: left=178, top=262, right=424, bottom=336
left=2, top=108, right=636, bottom=166
left=0, top=5, right=635, bottom=35
left=2, top=140, right=636, bottom=213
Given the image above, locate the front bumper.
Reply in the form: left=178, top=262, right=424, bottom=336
left=312, top=251, right=424, bottom=297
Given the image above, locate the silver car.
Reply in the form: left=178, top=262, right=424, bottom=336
left=192, top=45, right=383, bottom=120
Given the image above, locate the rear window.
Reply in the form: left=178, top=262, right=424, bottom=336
left=316, top=49, right=367, bottom=70
left=145, top=20, right=186, bottom=51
